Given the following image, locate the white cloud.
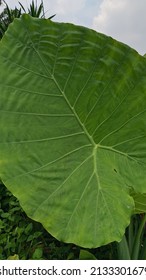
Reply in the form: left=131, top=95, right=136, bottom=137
left=1, top=0, right=146, bottom=54
left=92, top=0, right=146, bottom=55
left=43, top=0, right=89, bottom=26
left=52, top=0, right=85, bottom=15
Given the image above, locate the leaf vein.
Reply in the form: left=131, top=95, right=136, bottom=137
left=5, top=144, right=92, bottom=182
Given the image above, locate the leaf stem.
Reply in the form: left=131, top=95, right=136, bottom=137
left=131, top=214, right=146, bottom=260
left=117, top=234, right=131, bottom=260
left=127, top=216, right=134, bottom=256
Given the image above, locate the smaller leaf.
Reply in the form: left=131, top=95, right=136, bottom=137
left=1, top=213, right=9, bottom=218
left=25, top=223, right=33, bottom=234
left=32, top=247, right=43, bottom=260
left=79, top=249, right=97, bottom=260
left=7, top=254, right=19, bottom=260
left=18, top=2, right=26, bottom=13
left=67, top=252, right=75, bottom=260
left=131, top=192, right=146, bottom=214
left=33, top=231, right=42, bottom=239
left=5, top=4, right=13, bottom=22
left=48, top=14, right=56, bottom=20
left=36, top=3, right=43, bottom=18
left=27, top=235, right=34, bottom=242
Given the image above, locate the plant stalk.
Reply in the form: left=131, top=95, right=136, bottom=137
left=131, top=214, right=146, bottom=260
left=117, top=234, right=131, bottom=260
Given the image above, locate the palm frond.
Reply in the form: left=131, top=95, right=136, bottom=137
left=18, top=1, right=26, bottom=13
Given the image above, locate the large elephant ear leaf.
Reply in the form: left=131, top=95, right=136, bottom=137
left=0, top=14, right=146, bottom=248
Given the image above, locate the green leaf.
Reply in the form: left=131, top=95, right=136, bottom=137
left=131, top=192, right=146, bottom=214
left=7, top=254, right=19, bottom=260
left=18, top=2, right=26, bottom=13
left=32, top=247, right=43, bottom=260
left=79, top=249, right=97, bottom=260
left=0, top=15, right=146, bottom=248
left=25, top=223, right=33, bottom=234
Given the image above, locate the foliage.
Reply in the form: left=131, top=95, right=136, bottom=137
left=0, top=183, right=76, bottom=259
left=18, top=1, right=55, bottom=19
left=117, top=214, right=146, bottom=259
left=1, top=15, right=146, bottom=249
left=19, top=0, right=45, bottom=18
left=0, top=0, right=55, bottom=38
left=0, top=3, right=21, bottom=37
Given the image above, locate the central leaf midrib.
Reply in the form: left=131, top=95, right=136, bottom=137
left=52, top=75, right=96, bottom=146
left=93, top=145, right=101, bottom=190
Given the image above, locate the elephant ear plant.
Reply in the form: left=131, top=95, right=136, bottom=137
left=0, top=15, right=146, bottom=249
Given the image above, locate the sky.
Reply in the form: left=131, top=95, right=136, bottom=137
left=1, top=0, right=146, bottom=55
